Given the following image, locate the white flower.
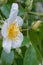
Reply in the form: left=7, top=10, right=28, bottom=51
left=1, top=3, right=23, bottom=53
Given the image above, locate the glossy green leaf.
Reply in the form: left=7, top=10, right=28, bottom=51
left=0, top=38, right=2, bottom=48
left=0, top=4, right=11, bottom=18
left=18, top=7, right=25, bottom=16
left=13, top=60, right=17, bottom=65
left=23, top=45, right=38, bottom=65
left=1, top=50, right=14, bottom=65
left=39, top=23, right=43, bottom=56
left=16, top=58, right=23, bottom=65
left=29, top=29, right=41, bottom=45
left=21, top=36, right=29, bottom=46
left=29, top=29, right=42, bottom=62
left=40, top=23, right=43, bottom=40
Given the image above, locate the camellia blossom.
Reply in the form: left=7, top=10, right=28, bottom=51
left=1, top=3, right=23, bottom=53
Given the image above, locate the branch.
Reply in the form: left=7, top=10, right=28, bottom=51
left=28, top=11, right=43, bottom=16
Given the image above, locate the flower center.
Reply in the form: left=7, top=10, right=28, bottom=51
left=7, top=23, right=20, bottom=40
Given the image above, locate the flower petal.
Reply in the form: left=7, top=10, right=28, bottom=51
left=1, top=22, right=8, bottom=38
left=2, top=39, right=12, bottom=53
left=12, top=33, right=23, bottom=48
left=15, top=16, right=23, bottom=26
left=8, top=3, right=19, bottom=22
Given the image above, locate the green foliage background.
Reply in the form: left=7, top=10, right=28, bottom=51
left=0, top=0, right=43, bottom=65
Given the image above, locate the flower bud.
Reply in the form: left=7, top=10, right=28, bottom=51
left=25, top=0, right=33, bottom=11
left=32, top=20, right=41, bottom=30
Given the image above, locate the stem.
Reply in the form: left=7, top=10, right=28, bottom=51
left=21, top=29, right=28, bottom=31
left=28, top=11, right=43, bottom=16
left=20, top=27, right=31, bottom=32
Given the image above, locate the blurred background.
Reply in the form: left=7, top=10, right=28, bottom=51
left=0, top=0, right=43, bottom=65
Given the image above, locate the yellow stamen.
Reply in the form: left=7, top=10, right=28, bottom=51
left=7, top=23, right=20, bottom=40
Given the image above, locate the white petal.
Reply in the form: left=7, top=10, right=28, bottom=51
left=12, top=3, right=18, bottom=10
left=8, top=3, right=19, bottom=22
left=1, top=22, right=8, bottom=38
left=15, top=16, right=23, bottom=26
left=12, top=33, right=23, bottom=48
left=2, top=39, right=12, bottom=53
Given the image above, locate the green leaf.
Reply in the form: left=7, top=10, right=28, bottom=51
left=18, top=7, right=25, bottom=16
left=40, top=23, right=43, bottom=56
left=0, top=38, right=2, bottom=56
left=16, top=58, right=23, bottom=65
left=0, top=4, right=11, bottom=18
left=21, top=36, right=29, bottom=46
left=13, top=60, right=17, bottom=65
left=0, top=38, right=2, bottom=48
left=40, top=23, right=43, bottom=40
left=23, top=45, right=38, bottom=65
left=1, top=50, right=14, bottom=65
left=29, top=29, right=41, bottom=45
left=35, top=47, right=42, bottom=63
left=29, top=29, right=42, bottom=62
